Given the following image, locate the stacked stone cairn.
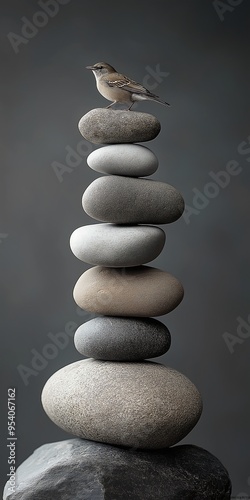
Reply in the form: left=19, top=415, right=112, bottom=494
left=4, top=109, right=231, bottom=499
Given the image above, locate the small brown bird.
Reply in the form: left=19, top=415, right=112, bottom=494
left=86, top=62, right=170, bottom=110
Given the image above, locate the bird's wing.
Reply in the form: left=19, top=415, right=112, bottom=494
left=106, top=74, right=158, bottom=97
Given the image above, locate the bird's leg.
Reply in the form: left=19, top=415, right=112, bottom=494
left=126, top=102, right=134, bottom=111
left=106, top=101, right=117, bottom=109
left=106, top=101, right=134, bottom=111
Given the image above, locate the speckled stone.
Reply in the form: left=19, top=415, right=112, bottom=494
left=3, top=439, right=232, bottom=500
left=87, top=144, right=158, bottom=176
left=74, top=316, right=171, bottom=360
left=73, top=265, right=184, bottom=317
left=82, top=176, right=184, bottom=224
left=70, top=224, right=166, bottom=267
left=78, top=108, right=161, bottom=144
left=41, top=359, right=202, bottom=449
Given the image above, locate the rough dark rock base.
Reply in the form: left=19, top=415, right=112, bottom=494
left=3, top=439, right=231, bottom=500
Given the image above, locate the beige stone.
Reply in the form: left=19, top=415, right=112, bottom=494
left=73, top=265, right=184, bottom=317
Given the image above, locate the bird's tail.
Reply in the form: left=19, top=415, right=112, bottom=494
left=133, top=92, right=170, bottom=106
left=147, top=93, right=170, bottom=106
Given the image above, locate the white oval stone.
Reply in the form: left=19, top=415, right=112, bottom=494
left=87, top=144, right=158, bottom=177
left=41, top=359, right=202, bottom=449
left=70, top=224, right=166, bottom=267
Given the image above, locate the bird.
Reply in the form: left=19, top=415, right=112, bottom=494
left=86, top=62, right=170, bottom=110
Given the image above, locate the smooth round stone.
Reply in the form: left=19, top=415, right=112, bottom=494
left=74, top=317, right=171, bottom=360
left=70, top=224, right=166, bottom=267
left=3, top=440, right=232, bottom=500
left=73, top=265, right=184, bottom=317
left=87, top=144, right=158, bottom=177
left=78, top=109, right=161, bottom=144
left=41, top=359, right=202, bottom=449
left=82, top=176, right=184, bottom=224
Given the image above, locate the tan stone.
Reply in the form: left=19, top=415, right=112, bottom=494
left=73, top=265, right=184, bottom=317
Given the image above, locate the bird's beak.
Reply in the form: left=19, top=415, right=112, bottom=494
left=86, top=65, right=95, bottom=70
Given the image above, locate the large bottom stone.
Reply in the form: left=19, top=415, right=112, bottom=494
left=3, top=439, right=232, bottom=500
left=41, top=359, right=202, bottom=449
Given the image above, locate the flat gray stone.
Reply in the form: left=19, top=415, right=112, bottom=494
left=41, top=359, right=202, bottom=449
left=73, top=265, right=184, bottom=317
left=78, top=108, right=161, bottom=144
left=87, top=144, right=158, bottom=176
left=74, top=316, right=171, bottom=360
left=3, top=439, right=232, bottom=500
left=70, top=224, right=166, bottom=267
left=82, top=176, right=184, bottom=224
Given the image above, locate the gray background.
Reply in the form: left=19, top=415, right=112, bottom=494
left=1, top=0, right=249, bottom=496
